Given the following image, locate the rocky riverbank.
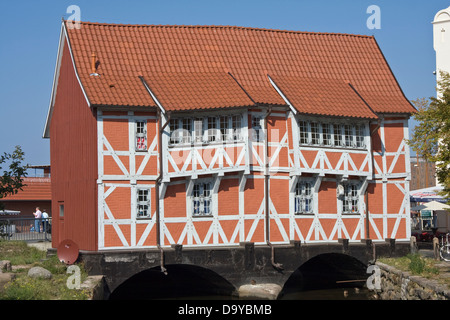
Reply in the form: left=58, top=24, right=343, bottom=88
left=371, top=260, right=450, bottom=300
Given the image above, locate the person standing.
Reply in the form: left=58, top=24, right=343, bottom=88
left=42, top=209, right=49, bottom=233
left=33, top=207, right=42, bottom=232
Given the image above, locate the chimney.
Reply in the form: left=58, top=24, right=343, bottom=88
left=90, top=52, right=99, bottom=76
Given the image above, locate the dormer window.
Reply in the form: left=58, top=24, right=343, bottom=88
left=298, top=119, right=367, bottom=149
left=169, top=114, right=244, bottom=146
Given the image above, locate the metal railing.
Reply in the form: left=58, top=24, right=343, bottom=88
left=0, top=217, right=52, bottom=242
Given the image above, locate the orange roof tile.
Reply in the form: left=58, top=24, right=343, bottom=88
left=1, top=178, right=51, bottom=201
left=64, top=21, right=416, bottom=116
left=269, top=75, right=377, bottom=119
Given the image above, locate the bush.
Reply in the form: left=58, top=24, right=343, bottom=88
left=407, top=254, right=426, bottom=274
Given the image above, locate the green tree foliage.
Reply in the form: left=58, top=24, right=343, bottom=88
left=0, top=145, right=28, bottom=210
left=408, top=72, right=450, bottom=203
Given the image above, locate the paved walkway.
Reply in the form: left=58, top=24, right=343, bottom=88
left=418, top=249, right=450, bottom=289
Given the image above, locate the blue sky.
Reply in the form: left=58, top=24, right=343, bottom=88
left=0, top=0, right=448, bottom=166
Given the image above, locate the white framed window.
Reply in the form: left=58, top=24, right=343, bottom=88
left=294, top=179, right=314, bottom=214
left=194, top=118, right=204, bottom=143
left=182, top=118, right=192, bottom=144
left=343, top=124, right=353, bottom=147
left=251, top=116, right=263, bottom=142
left=207, top=116, right=218, bottom=142
left=298, top=119, right=367, bottom=150
left=322, top=123, right=332, bottom=146
left=299, top=120, right=309, bottom=144
left=333, top=124, right=342, bottom=147
left=342, top=181, right=360, bottom=214
left=192, top=182, right=212, bottom=217
left=137, top=188, right=151, bottom=219
left=168, top=115, right=244, bottom=146
left=355, top=124, right=365, bottom=148
left=136, top=121, right=147, bottom=151
left=231, top=115, right=242, bottom=141
left=310, top=122, right=320, bottom=145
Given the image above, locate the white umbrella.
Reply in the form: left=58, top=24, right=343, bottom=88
left=423, top=201, right=450, bottom=211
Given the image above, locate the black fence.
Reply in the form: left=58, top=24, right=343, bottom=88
left=0, top=217, right=52, bottom=242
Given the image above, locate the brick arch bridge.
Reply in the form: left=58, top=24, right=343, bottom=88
left=77, top=239, right=410, bottom=299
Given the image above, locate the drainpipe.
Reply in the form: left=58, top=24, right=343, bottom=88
left=365, top=118, right=381, bottom=239
left=156, top=108, right=171, bottom=275
left=263, top=106, right=283, bottom=270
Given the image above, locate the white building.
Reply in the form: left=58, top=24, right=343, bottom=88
left=433, top=6, right=450, bottom=84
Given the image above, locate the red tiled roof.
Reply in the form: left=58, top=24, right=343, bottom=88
left=269, top=75, right=377, bottom=119
left=1, top=178, right=51, bottom=201
left=64, top=21, right=416, bottom=116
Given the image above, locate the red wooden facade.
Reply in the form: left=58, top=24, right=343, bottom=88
left=44, top=21, right=416, bottom=251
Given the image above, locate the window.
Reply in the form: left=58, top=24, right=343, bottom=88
left=310, top=122, right=320, bottom=145
left=333, top=124, right=342, bottom=147
left=252, top=116, right=263, bottom=142
left=355, top=125, right=365, bottom=148
left=169, top=119, right=181, bottom=145
left=220, top=116, right=229, bottom=141
left=344, top=124, right=353, bottom=147
left=299, top=120, right=309, bottom=144
left=194, top=118, right=203, bottom=143
left=168, top=115, right=243, bottom=145
left=137, top=188, right=151, bottom=219
left=298, top=120, right=366, bottom=149
left=294, top=180, right=313, bottom=214
left=59, top=203, right=64, bottom=218
left=342, top=181, right=359, bottom=214
left=182, top=119, right=192, bottom=144
left=136, top=121, right=147, bottom=151
left=207, top=117, right=218, bottom=142
left=322, top=123, right=332, bottom=146
left=192, top=182, right=212, bottom=216
left=231, top=115, right=242, bottom=141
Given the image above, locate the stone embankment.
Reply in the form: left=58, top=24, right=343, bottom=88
left=372, top=261, right=450, bottom=300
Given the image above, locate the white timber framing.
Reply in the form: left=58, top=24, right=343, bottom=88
left=96, top=107, right=412, bottom=250
left=97, top=109, right=160, bottom=250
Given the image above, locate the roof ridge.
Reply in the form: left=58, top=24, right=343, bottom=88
left=64, top=20, right=374, bottom=38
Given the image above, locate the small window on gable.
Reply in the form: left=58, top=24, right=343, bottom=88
left=137, top=188, right=151, bottom=219
left=136, top=121, right=147, bottom=151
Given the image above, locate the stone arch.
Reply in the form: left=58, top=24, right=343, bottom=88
left=109, top=264, right=237, bottom=300
left=279, top=253, right=368, bottom=298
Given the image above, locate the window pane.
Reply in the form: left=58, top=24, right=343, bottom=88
left=252, top=117, right=263, bottom=142
left=182, top=118, right=192, bottom=144
left=207, top=117, right=217, bottom=142
left=194, top=118, right=203, bottom=143
left=355, top=125, right=365, bottom=148
left=299, top=120, right=309, bottom=144
left=193, top=182, right=212, bottom=216
left=333, top=124, right=342, bottom=147
left=310, top=122, right=319, bottom=145
left=220, top=116, right=229, bottom=141
left=294, top=181, right=313, bottom=214
left=136, top=121, right=147, bottom=150
left=231, top=115, right=241, bottom=141
left=344, top=124, right=353, bottom=147
left=322, top=123, right=332, bottom=146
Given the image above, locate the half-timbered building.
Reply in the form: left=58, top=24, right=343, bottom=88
left=43, top=20, right=416, bottom=252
